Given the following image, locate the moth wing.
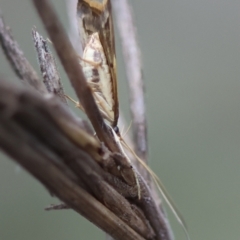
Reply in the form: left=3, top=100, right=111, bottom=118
left=98, top=0, right=119, bottom=127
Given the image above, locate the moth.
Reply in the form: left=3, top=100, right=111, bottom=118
left=71, top=1, right=190, bottom=239
left=77, top=0, right=118, bottom=127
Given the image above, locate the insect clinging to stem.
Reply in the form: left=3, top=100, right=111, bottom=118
left=66, top=1, right=190, bottom=239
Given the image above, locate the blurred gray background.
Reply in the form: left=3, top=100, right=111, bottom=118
left=0, top=0, right=240, bottom=239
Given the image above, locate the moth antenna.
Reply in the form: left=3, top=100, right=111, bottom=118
left=120, top=138, right=190, bottom=240
left=122, top=120, right=132, bottom=137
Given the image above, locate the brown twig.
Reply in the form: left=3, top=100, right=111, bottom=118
left=112, top=0, right=149, bottom=181
left=0, top=11, right=46, bottom=94
left=0, top=78, right=151, bottom=240
left=32, top=28, right=67, bottom=104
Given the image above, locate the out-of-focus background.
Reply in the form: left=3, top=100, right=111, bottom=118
left=0, top=0, right=240, bottom=239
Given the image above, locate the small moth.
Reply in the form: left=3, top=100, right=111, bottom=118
left=77, top=0, right=119, bottom=127
left=74, top=1, right=190, bottom=239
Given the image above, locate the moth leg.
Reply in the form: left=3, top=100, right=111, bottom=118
left=78, top=55, right=102, bottom=67
left=64, top=95, right=84, bottom=111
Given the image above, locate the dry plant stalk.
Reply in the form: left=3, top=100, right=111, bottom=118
left=0, top=0, right=190, bottom=239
